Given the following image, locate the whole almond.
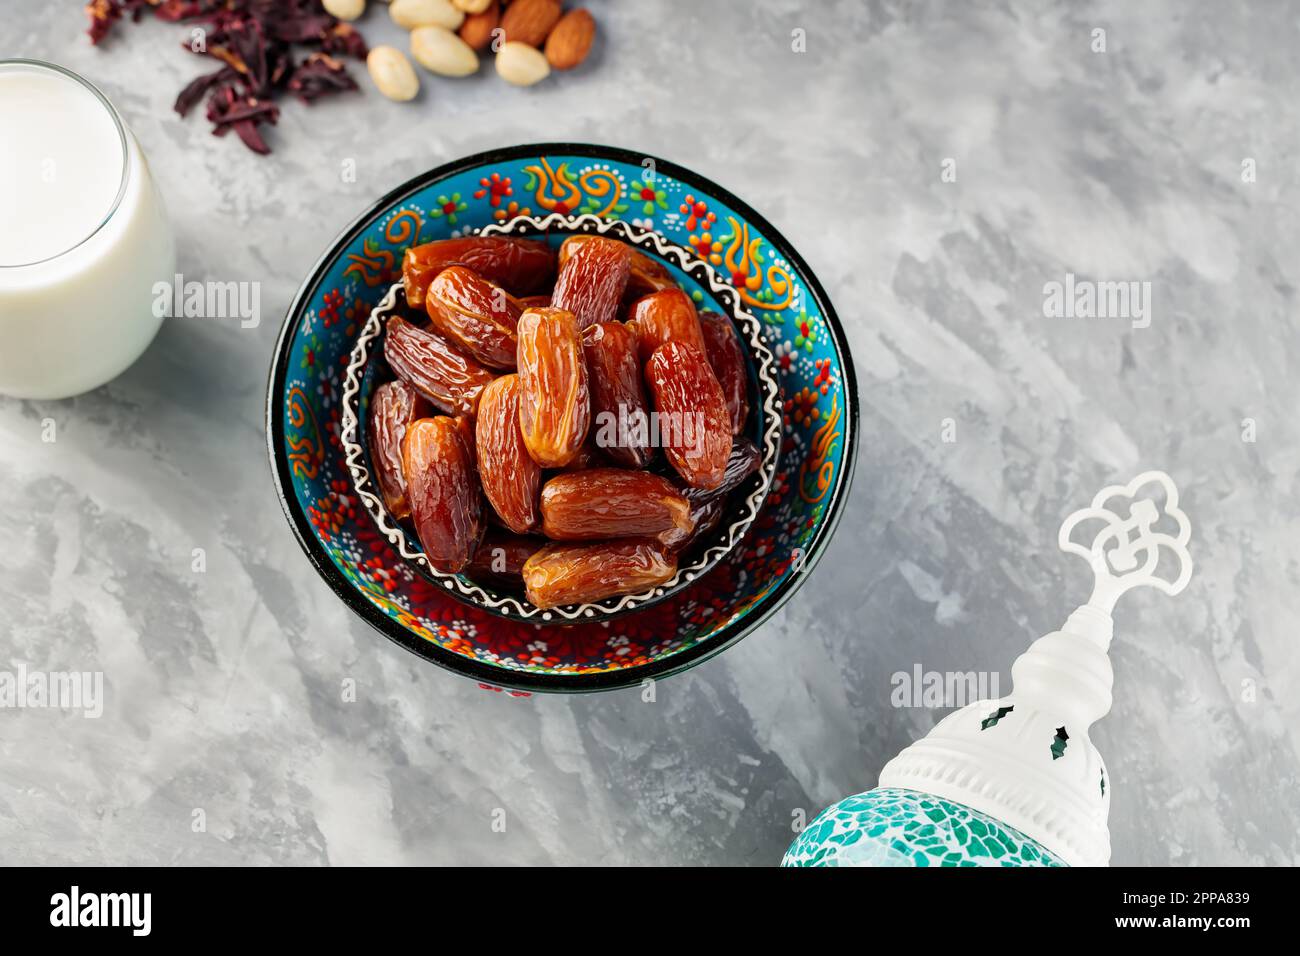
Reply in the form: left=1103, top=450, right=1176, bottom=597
left=367, top=45, right=420, bottom=101
left=458, top=1, right=499, bottom=51
left=499, top=0, right=561, bottom=48
left=544, top=8, right=594, bottom=70
left=390, top=0, right=464, bottom=30
left=410, top=25, right=480, bottom=76
left=323, top=0, right=366, bottom=20
left=495, top=41, right=550, bottom=86
left=452, top=0, right=493, bottom=12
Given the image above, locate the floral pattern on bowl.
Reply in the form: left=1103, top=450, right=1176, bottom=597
left=267, top=144, right=858, bottom=693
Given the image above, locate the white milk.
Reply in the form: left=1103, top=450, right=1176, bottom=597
left=0, top=60, right=174, bottom=399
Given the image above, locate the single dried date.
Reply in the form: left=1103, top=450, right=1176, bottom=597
left=383, top=314, right=495, bottom=416
left=559, top=234, right=675, bottom=300
left=659, top=497, right=726, bottom=553
left=582, top=321, right=652, bottom=468
left=539, top=468, right=693, bottom=540
left=522, top=539, right=677, bottom=609
left=402, top=416, right=483, bottom=573
left=425, top=266, right=523, bottom=370
left=476, top=374, right=542, bottom=534
left=367, top=379, right=430, bottom=521
left=516, top=307, right=590, bottom=467
left=645, top=341, right=733, bottom=490
left=627, top=288, right=706, bottom=364
left=698, top=310, right=750, bottom=435
left=550, top=235, right=631, bottom=329
left=402, top=237, right=556, bottom=309
left=682, top=437, right=762, bottom=504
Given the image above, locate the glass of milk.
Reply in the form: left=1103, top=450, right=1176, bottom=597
left=0, top=59, right=174, bottom=399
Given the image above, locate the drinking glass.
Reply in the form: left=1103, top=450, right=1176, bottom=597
left=0, top=59, right=174, bottom=399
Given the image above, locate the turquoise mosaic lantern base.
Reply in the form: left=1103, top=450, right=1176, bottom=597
left=782, top=788, right=1067, bottom=867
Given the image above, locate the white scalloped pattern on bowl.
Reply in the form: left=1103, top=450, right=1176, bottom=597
left=339, top=214, right=782, bottom=623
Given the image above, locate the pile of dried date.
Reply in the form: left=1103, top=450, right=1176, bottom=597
left=370, top=233, right=762, bottom=610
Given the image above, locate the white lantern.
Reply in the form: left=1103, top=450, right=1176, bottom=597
left=784, top=471, right=1193, bottom=867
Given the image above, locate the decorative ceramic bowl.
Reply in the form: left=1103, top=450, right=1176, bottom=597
left=338, top=214, right=782, bottom=623
left=267, top=144, right=858, bottom=693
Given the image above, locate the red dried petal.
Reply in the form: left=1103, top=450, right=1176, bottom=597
left=288, top=53, right=358, bottom=104
left=87, top=0, right=367, bottom=155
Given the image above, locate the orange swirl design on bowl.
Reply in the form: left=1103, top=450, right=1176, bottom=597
left=799, top=394, right=841, bottom=504
left=286, top=386, right=324, bottom=479
left=525, top=158, right=582, bottom=214
left=723, top=217, right=795, bottom=311
left=577, top=168, right=622, bottom=217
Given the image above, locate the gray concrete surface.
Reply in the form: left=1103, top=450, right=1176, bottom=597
left=2, top=1, right=1296, bottom=865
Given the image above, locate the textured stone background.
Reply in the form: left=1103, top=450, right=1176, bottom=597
left=2, top=1, right=1296, bottom=865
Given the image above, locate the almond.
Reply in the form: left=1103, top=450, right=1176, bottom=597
left=390, top=0, right=464, bottom=31
left=495, top=41, right=550, bottom=86
left=458, top=0, right=499, bottom=51
left=411, top=25, right=480, bottom=76
left=323, top=0, right=366, bottom=21
left=452, top=0, right=493, bottom=12
left=498, top=0, right=560, bottom=48
left=544, top=8, right=594, bottom=71
left=367, top=45, right=420, bottom=101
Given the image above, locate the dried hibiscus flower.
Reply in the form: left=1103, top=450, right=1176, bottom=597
left=85, top=0, right=367, bottom=155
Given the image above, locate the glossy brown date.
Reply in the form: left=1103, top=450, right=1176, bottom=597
left=367, top=380, right=430, bottom=520
left=698, top=310, right=750, bottom=435
left=467, top=529, right=546, bottom=585
left=521, top=539, right=677, bottom=609
left=425, top=266, right=522, bottom=369
left=516, top=307, right=590, bottom=468
left=550, top=235, right=631, bottom=329
left=581, top=321, right=652, bottom=468
left=402, top=236, right=556, bottom=308
left=539, top=468, right=693, bottom=540
left=682, top=437, right=761, bottom=503
left=475, top=374, right=542, bottom=534
left=658, top=497, right=725, bottom=553
left=627, top=288, right=706, bottom=364
left=383, top=314, right=495, bottom=415
left=645, top=341, right=733, bottom=490
left=401, top=416, right=483, bottom=573
left=558, top=234, right=675, bottom=300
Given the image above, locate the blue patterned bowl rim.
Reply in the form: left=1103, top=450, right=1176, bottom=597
left=265, top=143, right=859, bottom=693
